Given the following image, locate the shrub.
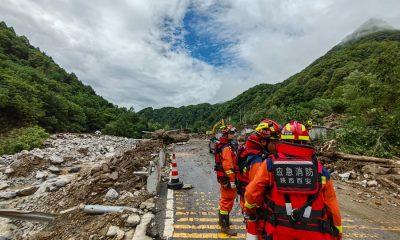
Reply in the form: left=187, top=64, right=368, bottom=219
left=0, top=126, right=49, bottom=155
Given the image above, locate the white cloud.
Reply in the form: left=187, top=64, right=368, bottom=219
left=1, top=0, right=399, bottom=110
left=207, top=0, right=400, bottom=85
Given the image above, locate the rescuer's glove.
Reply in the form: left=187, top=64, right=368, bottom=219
left=243, top=212, right=257, bottom=222
left=230, top=181, right=236, bottom=189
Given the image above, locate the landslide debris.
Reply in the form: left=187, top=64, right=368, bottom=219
left=318, top=140, right=400, bottom=209
left=0, top=133, right=163, bottom=239
left=145, top=129, right=189, bottom=145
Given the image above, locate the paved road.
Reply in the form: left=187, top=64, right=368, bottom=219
left=167, top=139, right=400, bottom=239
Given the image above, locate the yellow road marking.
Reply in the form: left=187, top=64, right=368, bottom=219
left=176, top=211, right=218, bottom=216
left=344, top=232, right=379, bottom=239
left=174, top=224, right=245, bottom=230
left=175, top=218, right=400, bottom=233
left=173, top=232, right=246, bottom=238
left=177, top=217, right=243, bottom=222
left=342, top=219, right=354, bottom=222
left=344, top=225, right=400, bottom=232
left=175, top=217, right=355, bottom=223
left=175, top=207, right=218, bottom=211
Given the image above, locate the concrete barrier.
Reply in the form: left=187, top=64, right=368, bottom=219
left=135, top=148, right=164, bottom=195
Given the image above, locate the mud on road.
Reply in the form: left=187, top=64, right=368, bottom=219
left=166, top=138, right=400, bottom=239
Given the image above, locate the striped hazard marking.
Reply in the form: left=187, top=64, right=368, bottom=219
left=166, top=190, right=400, bottom=239
left=171, top=191, right=245, bottom=239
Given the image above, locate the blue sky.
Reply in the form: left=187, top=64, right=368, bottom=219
left=163, top=2, right=239, bottom=68
left=1, top=0, right=400, bottom=109
left=180, top=4, right=236, bottom=67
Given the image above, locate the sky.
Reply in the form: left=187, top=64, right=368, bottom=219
left=1, top=0, right=400, bottom=110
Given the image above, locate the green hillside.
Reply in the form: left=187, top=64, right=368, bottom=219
left=140, top=30, right=400, bottom=157
left=0, top=22, right=150, bottom=154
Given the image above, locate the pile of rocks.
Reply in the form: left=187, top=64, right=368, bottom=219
left=0, top=134, right=137, bottom=203
left=1, top=133, right=137, bottom=176
left=0, top=133, right=163, bottom=239
left=103, top=197, right=157, bottom=240
left=332, top=162, right=400, bottom=194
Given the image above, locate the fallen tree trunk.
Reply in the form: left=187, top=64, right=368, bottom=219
left=321, top=151, right=397, bottom=165
left=377, top=177, right=400, bottom=192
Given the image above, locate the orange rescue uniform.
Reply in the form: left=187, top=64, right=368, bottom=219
left=239, top=134, right=268, bottom=239
left=245, top=160, right=342, bottom=240
left=219, top=146, right=237, bottom=214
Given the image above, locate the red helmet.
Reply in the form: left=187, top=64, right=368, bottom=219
left=281, top=120, right=310, bottom=142
left=255, top=119, right=281, bottom=139
left=220, top=124, right=237, bottom=134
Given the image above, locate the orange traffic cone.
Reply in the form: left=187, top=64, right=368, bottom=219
left=167, top=153, right=183, bottom=190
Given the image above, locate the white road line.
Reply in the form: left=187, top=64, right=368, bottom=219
left=167, top=188, right=174, bottom=199
left=163, top=188, right=174, bottom=239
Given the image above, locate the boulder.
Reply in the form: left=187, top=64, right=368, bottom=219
left=126, top=214, right=141, bottom=227
left=35, top=171, right=48, bottom=179
left=20, top=150, right=29, bottom=155
left=68, top=167, right=81, bottom=173
left=105, top=188, right=119, bottom=201
left=360, top=180, right=368, bottom=188
left=50, top=154, right=64, bottom=164
left=140, top=198, right=156, bottom=211
left=16, top=186, right=39, bottom=196
left=32, top=152, right=44, bottom=159
left=63, top=156, right=76, bottom=162
left=338, top=172, right=351, bottom=181
left=361, top=164, right=390, bottom=175
left=4, top=167, right=14, bottom=175
left=0, top=191, right=17, bottom=199
left=53, top=177, right=72, bottom=188
left=90, top=165, right=102, bottom=175
left=106, top=226, right=125, bottom=239
left=349, top=170, right=358, bottom=179
left=0, top=183, right=9, bottom=190
left=48, top=166, right=61, bottom=174
left=101, top=163, right=110, bottom=173
left=120, top=191, right=134, bottom=200
left=367, top=180, right=378, bottom=187
left=391, top=168, right=400, bottom=175
left=109, top=172, right=119, bottom=181
left=77, top=147, right=90, bottom=156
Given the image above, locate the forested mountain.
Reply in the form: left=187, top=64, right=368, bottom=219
left=140, top=27, right=400, bottom=157
left=0, top=22, right=150, bottom=154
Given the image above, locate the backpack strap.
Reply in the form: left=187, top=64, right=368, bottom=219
left=216, top=143, right=230, bottom=154
left=266, top=158, right=273, bottom=171
left=247, top=155, right=263, bottom=167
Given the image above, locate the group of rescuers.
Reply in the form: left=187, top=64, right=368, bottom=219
left=214, top=119, right=342, bottom=240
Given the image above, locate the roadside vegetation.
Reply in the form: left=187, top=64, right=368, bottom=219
left=0, top=126, right=49, bottom=155
left=0, top=22, right=153, bottom=154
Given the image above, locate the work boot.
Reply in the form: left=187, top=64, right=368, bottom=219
left=218, top=212, right=224, bottom=227
left=218, top=211, right=232, bottom=226
left=220, top=214, right=237, bottom=236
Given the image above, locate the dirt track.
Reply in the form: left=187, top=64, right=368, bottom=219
left=168, top=138, right=400, bottom=239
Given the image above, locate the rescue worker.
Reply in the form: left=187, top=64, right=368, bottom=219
left=244, top=121, right=342, bottom=240
left=237, top=119, right=281, bottom=204
left=244, top=119, right=281, bottom=182
left=215, top=124, right=238, bottom=236
left=239, top=119, right=281, bottom=239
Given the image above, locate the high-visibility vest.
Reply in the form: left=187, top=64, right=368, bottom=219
left=263, top=143, right=339, bottom=237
